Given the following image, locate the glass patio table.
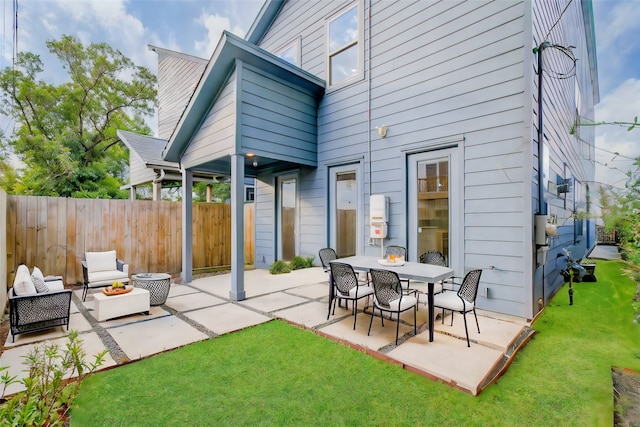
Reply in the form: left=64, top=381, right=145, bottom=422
left=330, top=256, right=453, bottom=342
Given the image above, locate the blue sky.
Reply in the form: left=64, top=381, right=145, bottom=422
left=1, top=0, right=639, bottom=188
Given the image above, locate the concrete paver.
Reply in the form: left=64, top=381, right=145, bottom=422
left=107, top=315, right=209, bottom=360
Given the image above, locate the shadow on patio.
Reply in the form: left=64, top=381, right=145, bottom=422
left=0, top=267, right=533, bottom=396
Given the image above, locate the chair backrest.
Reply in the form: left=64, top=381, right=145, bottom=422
left=369, top=268, right=403, bottom=308
left=329, top=262, right=359, bottom=296
left=384, top=245, right=407, bottom=259
left=458, top=269, right=482, bottom=303
left=318, top=248, right=338, bottom=272
left=419, top=250, right=447, bottom=266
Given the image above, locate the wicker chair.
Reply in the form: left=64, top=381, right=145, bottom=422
left=328, top=262, right=374, bottom=329
left=9, top=287, right=72, bottom=342
left=368, top=268, right=418, bottom=345
left=433, top=269, right=482, bottom=347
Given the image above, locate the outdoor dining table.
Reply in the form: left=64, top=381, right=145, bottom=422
left=330, top=256, right=454, bottom=342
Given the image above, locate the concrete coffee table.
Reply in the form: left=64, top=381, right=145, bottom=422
left=93, top=287, right=150, bottom=322
left=132, top=273, right=171, bottom=305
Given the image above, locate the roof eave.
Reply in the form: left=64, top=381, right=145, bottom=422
left=163, top=30, right=325, bottom=162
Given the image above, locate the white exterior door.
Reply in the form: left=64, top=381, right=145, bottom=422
left=329, top=164, right=361, bottom=257
left=408, top=149, right=461, bottom=270
left=277, top=175, right=298, bottom=261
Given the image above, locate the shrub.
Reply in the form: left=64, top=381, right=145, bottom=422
left=269, top=260, right=292, bottom=274
left=0, top=330, right=107, bottom=426
left=290, top=256, right=315, bottom=270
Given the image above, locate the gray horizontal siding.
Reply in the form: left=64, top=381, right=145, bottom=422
left=129, top=156, right=156, bottom=186
left=240, top=65, right=318, bottom=166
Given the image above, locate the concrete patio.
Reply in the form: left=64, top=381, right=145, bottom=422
left=0, top=267, right=532, bottom=396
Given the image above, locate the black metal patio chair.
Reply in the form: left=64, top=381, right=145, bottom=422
left=368, top=268, right=418, bottom=345
left=328, top=262, right=374, bottom=329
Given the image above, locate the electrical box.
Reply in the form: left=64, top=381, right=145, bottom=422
left=370, top=195, right=388, bottom=239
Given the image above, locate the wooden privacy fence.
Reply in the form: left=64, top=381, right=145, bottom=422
left=5, top=196, right=254, bottom=286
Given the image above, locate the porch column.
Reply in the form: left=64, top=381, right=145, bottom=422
left=152, top=181, right=162, bottom=201
left=230, top=154, right=245, bottom=300
left=181, top=169, right=193, bottom=283
left=130, top=186, right=136, bottom=201
left=206, top=184, right=213, bottom=203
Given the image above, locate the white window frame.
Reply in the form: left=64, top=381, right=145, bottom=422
left=326, top=1, right=364, bottom=88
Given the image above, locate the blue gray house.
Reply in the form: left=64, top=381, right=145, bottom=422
left=140, top=0, right=599, bottom=319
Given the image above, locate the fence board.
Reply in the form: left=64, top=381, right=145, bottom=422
left=5, top=196, right=254, bottom=287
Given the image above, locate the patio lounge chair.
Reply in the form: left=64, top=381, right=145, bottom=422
left=9, top=264, right=72, bottom=342
left=81, top=250, right=130, bottom=301
left=368, top=268, right=418, bottom=345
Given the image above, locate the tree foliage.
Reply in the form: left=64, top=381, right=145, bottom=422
left=0, top=35, right=157, bottom=198
left=600, top=157, right=640, bottom=265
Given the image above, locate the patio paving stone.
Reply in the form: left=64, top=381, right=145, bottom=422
left=239, top=292, right=309, bottom=313
left=164, top=291, right=226, bottom=312
left=273, top=301, right=333, bottom=328
left=106, top=315, right=209, bottom=360
left=183, top=303, right=271, bottom=335
left=167, top=283, right=201, bottom=298
left=0, top=331, right=116, bottom=396
left=285, top=283, right=330, bottom=300
left=388, top=330, right=505, bottom=395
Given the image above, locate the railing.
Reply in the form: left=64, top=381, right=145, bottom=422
left=5, top=196, right=254, bottom=286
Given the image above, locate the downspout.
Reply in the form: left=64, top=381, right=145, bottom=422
left=535, top=41, right=549, bottom=311
left=536, top=41, right=549, bottom=216
left=367, top=0, right=372, bottom=198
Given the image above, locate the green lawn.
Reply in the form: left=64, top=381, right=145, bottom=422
left=71, top=260, right=639, bottom=426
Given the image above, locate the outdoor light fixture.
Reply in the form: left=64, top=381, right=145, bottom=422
left=375, top=124, right=388, bottom=137
left=253, top=160, right=258, bottom=168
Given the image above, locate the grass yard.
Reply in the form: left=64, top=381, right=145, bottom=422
left=71, top=260, right=639, bottom=426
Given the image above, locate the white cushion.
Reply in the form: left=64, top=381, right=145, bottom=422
left=45, top=280, right=65, bottom=291
left=32, top=276, right=49, bottom=293
left=387, top=295, right=418, bottom=311
left=433, top=291, right=474, bottom=312
left=13, top=264, right=37, bottom=295
left=338, top=285, right=373, bottom=299
left=87, top=270, right=129, bottom=287
left=86, top=250, right=117, bottom=273
left=31, top=266, right=45, bottom=281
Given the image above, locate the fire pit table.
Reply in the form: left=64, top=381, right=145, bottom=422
left=132, top=273, right=171, bottom=306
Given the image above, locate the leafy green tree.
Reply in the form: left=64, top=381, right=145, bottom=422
left=0, top=35, right=157, bottom=198
left=600, top=157, right=640, bottom=265
left=193, top=181, right=231, bottom=203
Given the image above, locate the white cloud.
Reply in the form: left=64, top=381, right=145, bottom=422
left=193, top=11, right=244, bottom=58
left=594, top=78, right=640, bottom=188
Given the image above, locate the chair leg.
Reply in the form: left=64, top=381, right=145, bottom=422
left=368, top=306, right=375, bottom=336
left=82, top=285, right=88, bottom=302
left=450, top=310, right=454, bottom=326
left=353, top=301, right=358, bottom=330
left=473, top=309, right=480, bottom=333
left=462, top=311, right=470, bottom=347
left=413, top=305, right=417, bottom=336
left=395, top=312, right=400, bottom=346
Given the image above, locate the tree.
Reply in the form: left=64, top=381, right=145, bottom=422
left=193, top=181, right=231, bottom=203
left=600, top=157, right=640, bottom=265
left=0, top=35, right=157, bottom=198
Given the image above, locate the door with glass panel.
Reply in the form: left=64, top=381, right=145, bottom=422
left=330, top=165, right=360, bottom=257
left=278, top=176, right=297, bottom=261
left=408, top=150, right=458, bottom=267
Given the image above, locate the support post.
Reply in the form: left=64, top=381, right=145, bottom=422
left=181, top=169, right=193, bottom=283
left=230, top=154, right=245, bottom=301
